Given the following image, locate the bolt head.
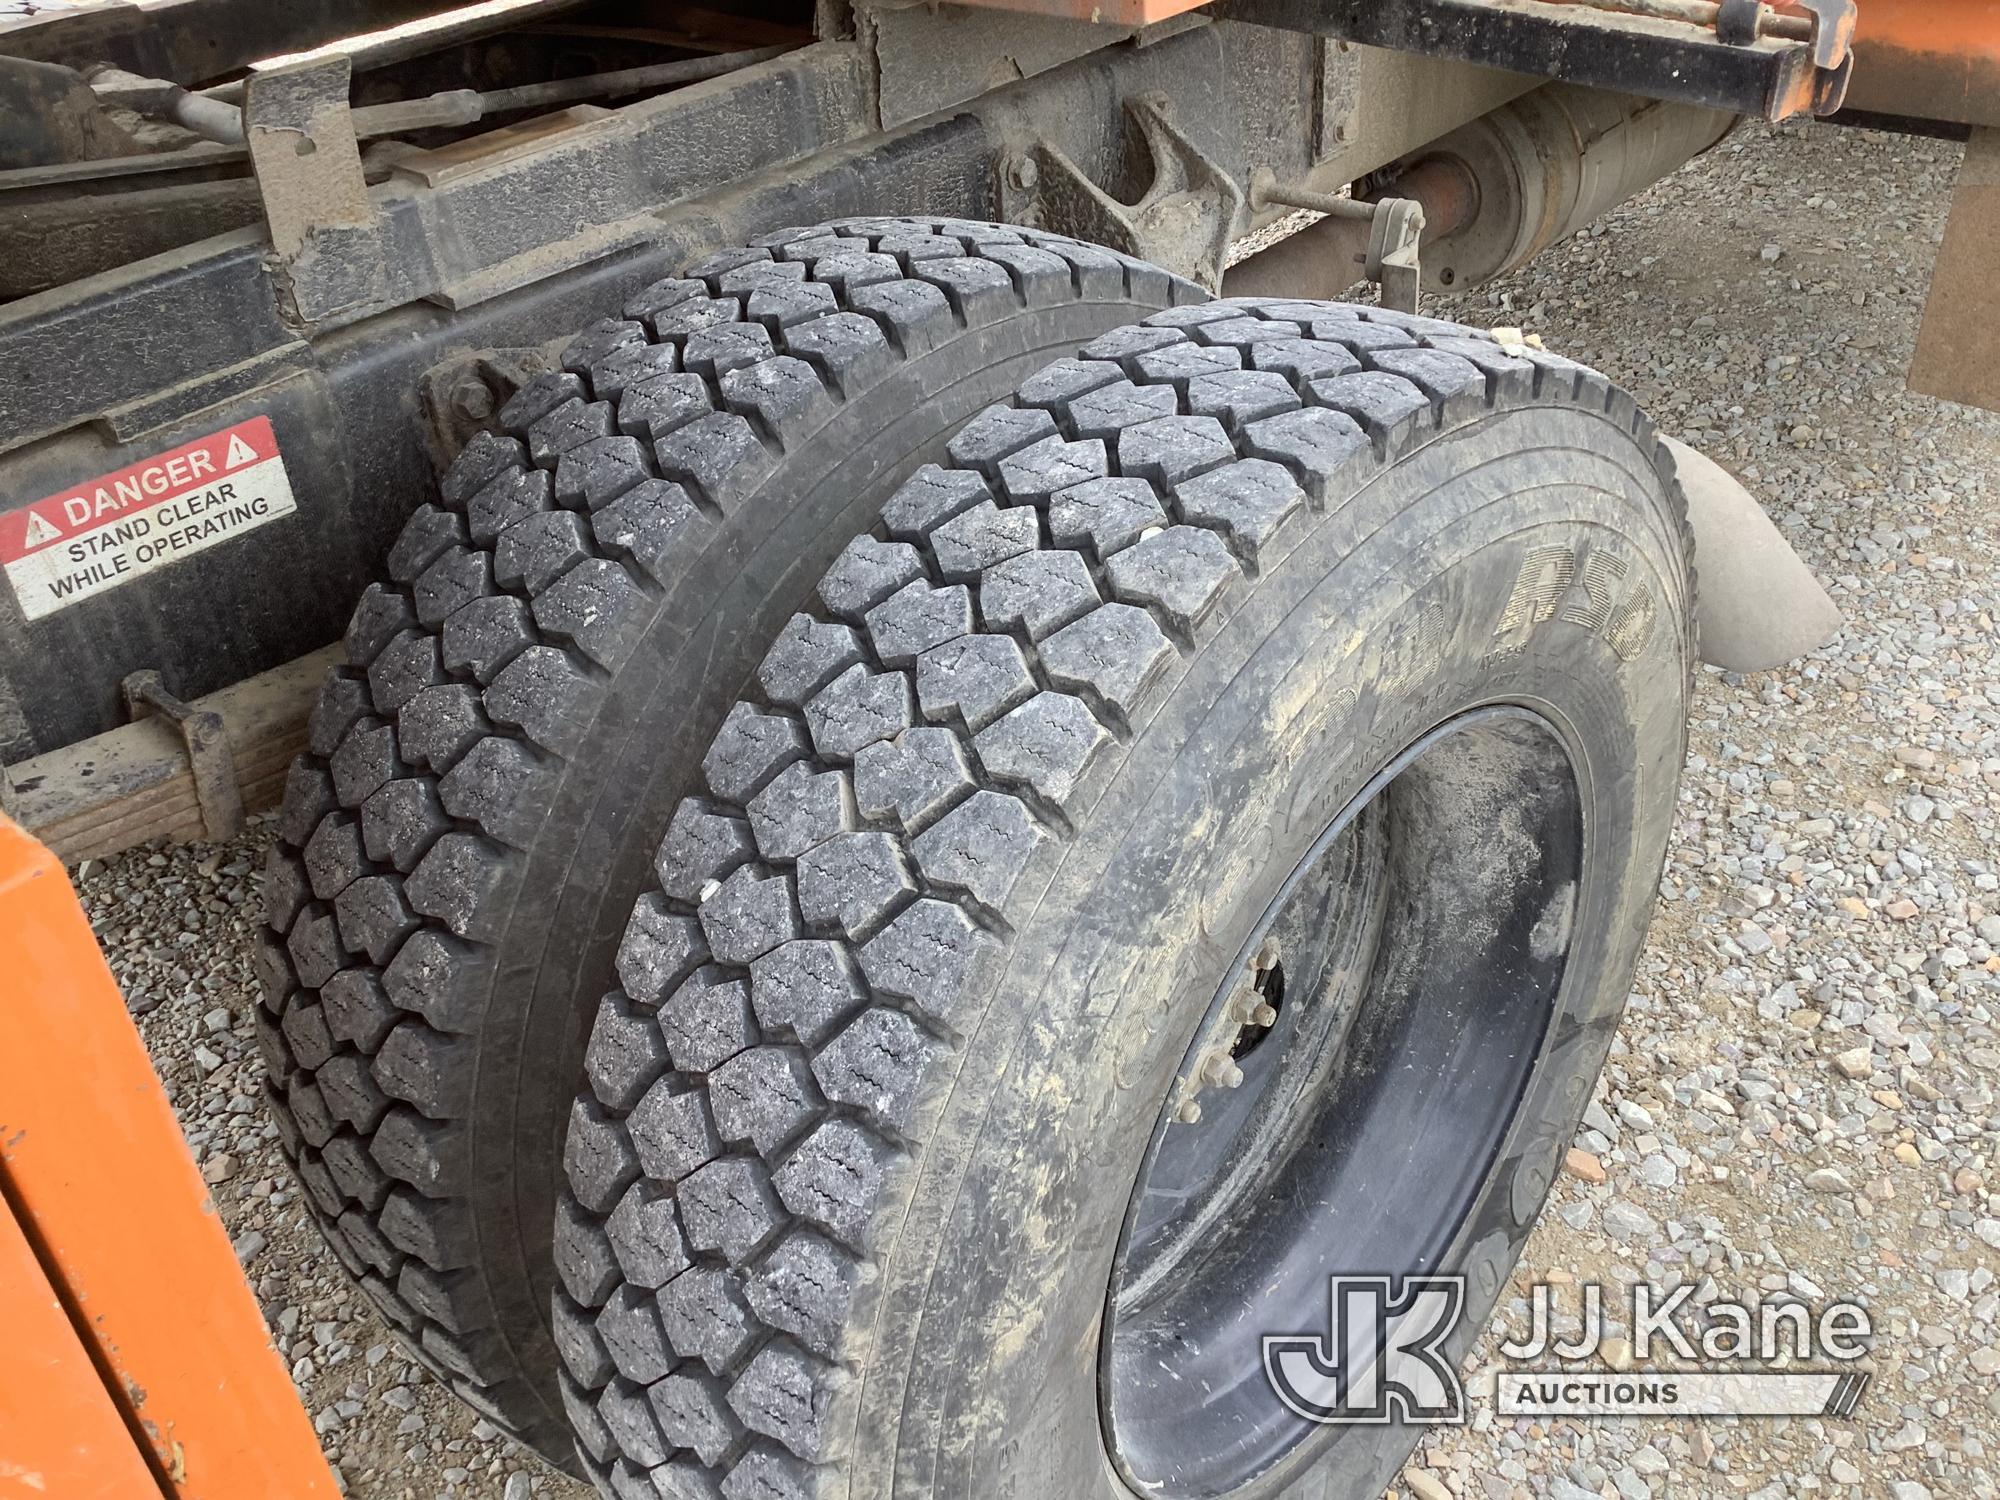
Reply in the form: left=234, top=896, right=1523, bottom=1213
left=1007, top=155, right=1039, bottom=191
left=450, top=377, right=496, bottom=422
left=1174, top=1100, right=1202, bottom=1125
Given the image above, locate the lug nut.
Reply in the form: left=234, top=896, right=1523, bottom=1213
left=1202, top=1054, right=1244, bottom=1089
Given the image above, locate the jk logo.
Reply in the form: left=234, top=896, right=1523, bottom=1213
left=1263, top=1275, right=1468, bottom=1425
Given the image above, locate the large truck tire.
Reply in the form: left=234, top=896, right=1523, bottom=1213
left=256, top=219, right=1199, bottom=1459
left=555, top=300, right=1694, bottom=1498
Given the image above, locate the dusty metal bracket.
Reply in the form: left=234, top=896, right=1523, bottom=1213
left=1026, top=94, right=1244, bottom=290
left=1786, top=0, right=1855, bottom=73
left=416, top=344, right=558, bottom=474
left=243, top=55, right=388, bottom=325
left=1363, top=196, right=1424, bottom=312
left=121, top=670, right=244, bottom=842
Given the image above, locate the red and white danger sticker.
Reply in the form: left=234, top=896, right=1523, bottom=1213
left=2, top=416, right=297, bottom=622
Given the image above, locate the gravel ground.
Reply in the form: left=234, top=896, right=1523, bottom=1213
left=83, top=118, right=1997, bottom=1499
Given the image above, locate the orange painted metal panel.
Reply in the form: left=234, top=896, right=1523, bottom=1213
left=0, top=1203, right=163, bottom=1500
left=1848, top=0, right=2000, bottom=125
left=0, top=815, right=339, bottom=1500
left=1854, top=0, right=2000, bottom=65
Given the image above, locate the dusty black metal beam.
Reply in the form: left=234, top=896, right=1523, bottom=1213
left=1217, top=0, right=1850, bottom=119
left=0, top=23, right=1322, bottom=755
left=0, top=43, right=878, bottom=451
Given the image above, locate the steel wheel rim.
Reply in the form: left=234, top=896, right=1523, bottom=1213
left=1101, top=705, right=1587, bottom=1497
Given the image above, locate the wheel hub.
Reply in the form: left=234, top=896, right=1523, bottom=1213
left=1167, top=941, right=1281, bottom=1126
left=1100, top=707, right=1587, bottom=1498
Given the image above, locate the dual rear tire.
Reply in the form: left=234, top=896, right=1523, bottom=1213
left=265, top=227, right=1691, bottom=1496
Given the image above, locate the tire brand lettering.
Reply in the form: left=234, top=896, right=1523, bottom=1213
left=1377, top=598, right=1453, bottom=698
left=1492, top=545, right=1576, bottom=642
left=1492, top=543, right=1658, bottom=664
left=1606, top=587, right=1658, bottom=662
left=1559, top=552, right=1627, bottom=633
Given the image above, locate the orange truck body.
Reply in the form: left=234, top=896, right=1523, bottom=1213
left=0, top=814, right=338, bottom=1500
left=1849, top=0, right=2000, bottom=124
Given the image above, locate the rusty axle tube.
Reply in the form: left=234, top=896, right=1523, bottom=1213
left=1385, top=83, right=1738, bottom=293
left=1225, top=84, right=1735, bottom=301
left=1378, top=153, right=1480, bottom=241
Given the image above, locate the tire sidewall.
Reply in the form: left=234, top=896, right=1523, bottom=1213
left=847, top=403, right=1692, bottom=1498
